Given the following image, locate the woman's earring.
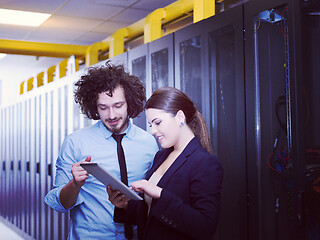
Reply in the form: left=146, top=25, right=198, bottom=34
left=180, top=122, right=184, bottom=127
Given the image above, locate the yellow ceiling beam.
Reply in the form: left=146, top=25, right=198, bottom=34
left=143, top=0, right=194, bottom=43
left=58, top=59, right=69, bottom=78
left=20, top=81, right=25, bottom=95
left=27, top=77, right=34, bottom=92
left=194, top=0, right=215, bottom=23
left=164, top=0, right=194, bottom=21
left=110, top=28, right=129, bottom=58
left=0, top=39, right=88, bottom=58
left=101, top=18, right=144, bottom=52
left=47, top=66, right=56, bottom=83
left=126, top=18, right=145, bottom=41
left=37, top=72, right=44, bottom=87
left=85, top=42, right=104, bottom=67
left=100, top=0, right=194, bottom=51
left=144, top=8, right=165, bottom=43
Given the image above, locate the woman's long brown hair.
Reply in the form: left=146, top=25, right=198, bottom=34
left=145, top=87, right=213, bottom=154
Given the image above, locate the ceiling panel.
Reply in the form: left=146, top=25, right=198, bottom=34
left=132, top=0, right=176, bottom=10
left=0, top=0, right=66, bottom=13
left=75, top=31, right=110, bottom=45
left=25, top=29, right=88, bottom=44
left=56, top=0, right=125, bottom=20
left=24, top=15, right=103, bottom=43
left=40, top=15, right=102, bottom=31
left=92, top=21, right=129, bottom=34
left=109, top=7, right=151, bottom=23
left=91, top=0, right=140, bottom=8
left=0, top=25, right=37, bottom=40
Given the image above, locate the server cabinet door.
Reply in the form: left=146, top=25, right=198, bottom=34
left=175, top=6, right=246, bottom=240
left=149, top=33, right=174, bottom=91
left=46, top=90, right=54, bottom=240
left=16, top=102, right=22, bottom=229
left=26, top=99, right=32, bottom=236
left=0, top=108, right=4, bottom=218
left=73, top=82, right=81, bottom=132
left=174, top=23, right=205, bottom=113
left=9, top=106, right=14, bottom=224
left=244, top=1, right=291, bottom=240
left=35, top=95, right=40, bottom=240
left=39, top=93, right=47, bottom=240
left=109, top=51, right=128, bottom=71
left=21, top=101, right=27, bottom=233
left=129, top=44, right=149, bottom=130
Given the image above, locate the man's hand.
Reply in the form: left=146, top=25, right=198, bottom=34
left=131, top=180, right=162, bottom=199
left=107, top=185, right=129, bottom=209
left=71, top=156, right=91, bottom=187
left=60, top=156, right=91, bottom=209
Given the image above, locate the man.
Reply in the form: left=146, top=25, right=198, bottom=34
left=45, top=61, right=158, bottom=239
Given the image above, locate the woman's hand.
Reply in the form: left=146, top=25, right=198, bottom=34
left=131, top=180, right=162, bottom=199
left=106, top=185, right=129, bottom=209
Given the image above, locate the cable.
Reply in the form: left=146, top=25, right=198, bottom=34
left=254, top=16, right=261, bottom=31
left=280, top=7, right=288, bottom=39
left=275, top=95, right=286, bottom=131
left=267, top=153, right=281, bottom=172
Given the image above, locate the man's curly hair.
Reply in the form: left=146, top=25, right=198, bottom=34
left=74, top=61, right=146, bottom=120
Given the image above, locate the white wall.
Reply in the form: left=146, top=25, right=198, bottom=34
left=0, top=75, right=20, bottom=107
left=0, top=54, right=64, bottom=107
left=0, top=79, right=2, bottom=106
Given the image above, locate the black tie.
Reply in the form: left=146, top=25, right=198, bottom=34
left=112, top=133, right=133, bottom=239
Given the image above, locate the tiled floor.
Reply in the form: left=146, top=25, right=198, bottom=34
left=0, top=221, right=24, bottom=240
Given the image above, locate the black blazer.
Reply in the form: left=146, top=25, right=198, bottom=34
left=114, top=137, right=223, bottom=240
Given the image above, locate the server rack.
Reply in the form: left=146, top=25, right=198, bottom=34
left=128, top=44, right=149, bottom=130
left=243, top=0, right=318, bottom=239
left=244, top=0, right=289, bottom=239
left=129, top=34, right=175, bottom=130
left=149, top=33, right=175, bottom=92
left=174, top=5, right=247, bottom=239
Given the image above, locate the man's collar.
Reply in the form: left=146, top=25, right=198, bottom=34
left=98, top=119, right=135, bottom=140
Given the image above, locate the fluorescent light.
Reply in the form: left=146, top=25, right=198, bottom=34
left=0, top=8, right=51, bottom=27
left=0, top=53, right=7, bottom=60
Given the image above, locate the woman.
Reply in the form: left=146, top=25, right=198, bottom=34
left=107, top=87, right=223, bottom=240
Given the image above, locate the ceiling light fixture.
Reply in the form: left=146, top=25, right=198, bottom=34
left=0, top=53, right=7, bottom=60
left=0, top=8, right=51, bottom=27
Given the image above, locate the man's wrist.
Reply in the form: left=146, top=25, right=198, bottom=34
left=71, top=178, right=82, bottom=189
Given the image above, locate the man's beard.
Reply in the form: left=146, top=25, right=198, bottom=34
left=104, top=117, right=129, bottom=134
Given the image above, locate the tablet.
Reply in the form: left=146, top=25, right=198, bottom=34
left=80, top=162, right=143, bottom=201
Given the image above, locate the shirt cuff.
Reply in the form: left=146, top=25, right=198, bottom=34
left=44, top=185, right=84, bottom=212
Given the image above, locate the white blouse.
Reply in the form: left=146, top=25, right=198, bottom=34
left=144, top=171, right=163, bottom=214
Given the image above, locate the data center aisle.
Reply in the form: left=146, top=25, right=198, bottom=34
left=0, top=221, right=24, bottom=240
